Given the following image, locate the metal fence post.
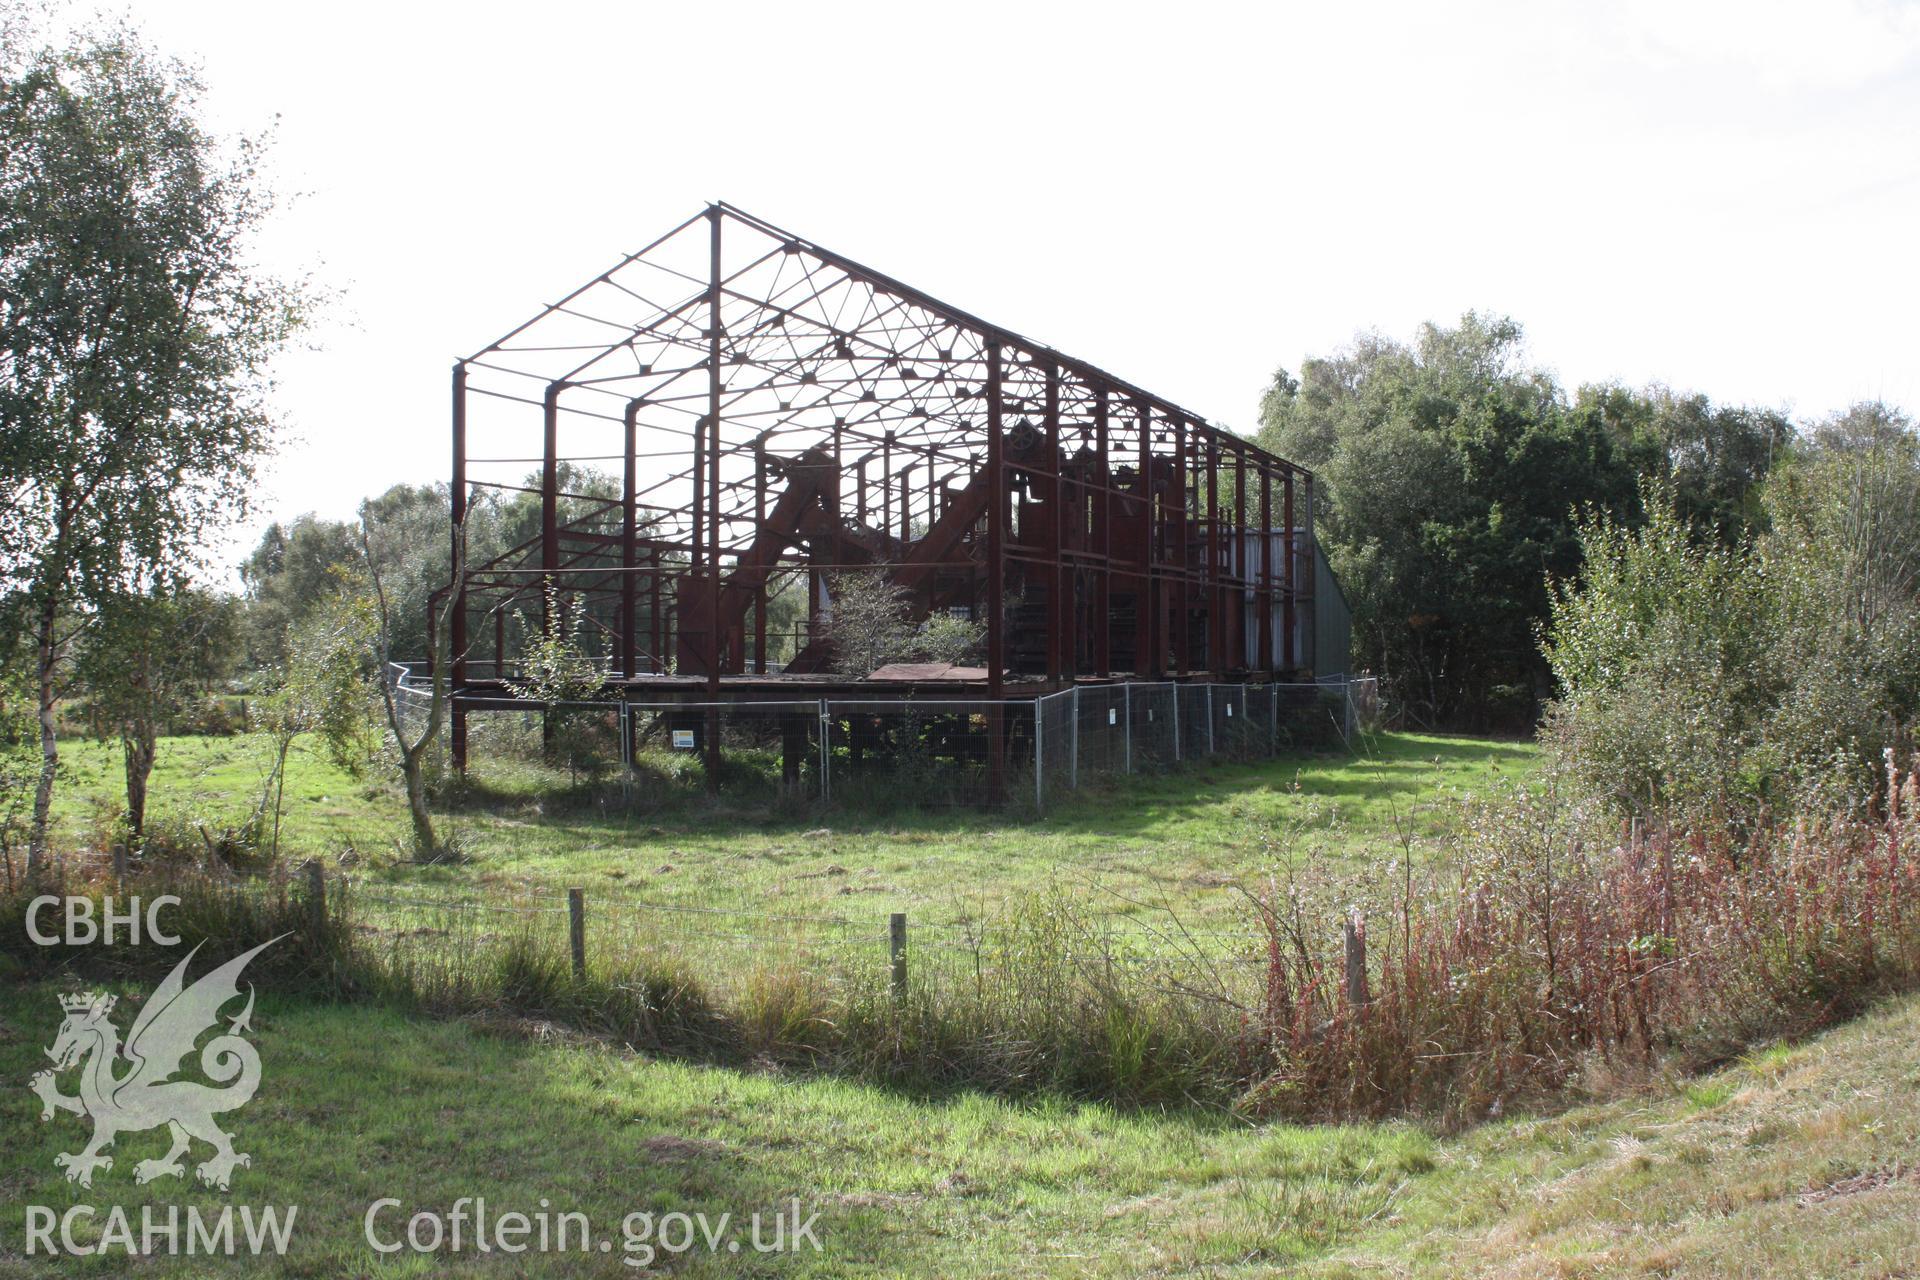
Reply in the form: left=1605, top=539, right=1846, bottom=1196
left=1034, top=698, right=1045, bottom=809
left=818, top=699, right=831, bottom=801
left=1171, top=685, right=1181, bottom=761
left=1271, top=683, right=1279, bottom=754
left=304, top=860, right=325, bottom=942
left=1069, top=687, right=1079, bottom=790
left=1123, top=683, right=1133, bottom=774
left=889, top=912, right=908, bottom=1003
left=619, top=703, right=633, bottom=804
left=568, top=887, right=587, bottom=978
left=1206, top=685, right=1215, bottom=757
left=1344, top=909, right=1369, bottom=1008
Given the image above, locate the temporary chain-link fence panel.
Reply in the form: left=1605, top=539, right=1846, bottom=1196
left=1023, top=679, right=1369, bottom=808
left=1270, top=682, right=1354, bottom=752
left=1035, top=689, right=1077, bottom=809
left=442, top=678, right=1374, bottom=812
left=1071, top=685, right=1129, bottom=781
left=1179, top=685, right=1212, bottom=761
left=819, top=697, right=1030, bottom=808
left=1125, top=682, right=1179, bottom=771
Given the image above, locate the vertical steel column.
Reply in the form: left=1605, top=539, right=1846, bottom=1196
left=1206, top=436, right=1221, bottom=674
left=819, top=418, right=842, bottom=658
left=690, top=421, right=705, bottom=575
left=538, top=381, right=563, bottom=762
left=985, top=341, right=1007, bottom=799
left=1172, top=414, right=1190, bottom=675
left=704, top=206, right=723, bottom=785
left=753, top=438, right=767, bottom=673
left=651, top=545, right=664, bottom=674
left=1135, top=398, right=1156, bottom=678
left=450, top=362, right=469, bottom=771
left=1093, top=386, right=1111, bottom=677
left=541, top=381, right=561, bottom=630
left=898, top=462, right=911, bottom=545
left=1303, top=471, right=1316, bottom=672
left=1258, top=463, right=1274, bottom=675
left=1043, top=359, right=1064, bottom=683
left=621, top=398, right=640, bottom=679
left=1282, top=470, right=1297, bottom=672
left=1234, top=445, right=1247, bottom=673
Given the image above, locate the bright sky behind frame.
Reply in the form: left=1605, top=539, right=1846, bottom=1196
left=115, top=0, right=1920, bottom=570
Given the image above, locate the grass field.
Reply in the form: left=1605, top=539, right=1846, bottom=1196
left=40, top=729, right=1539, bottom=938
left=4, top=971, right=1914, bottom=1278
left=18, top=731, right=1920, bottom=1275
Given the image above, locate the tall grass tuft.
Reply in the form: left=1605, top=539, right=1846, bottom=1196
left=12, top=758, right=1920, bottom=1120
left=1244, top=754, right=1920, bottom=1120
left=0, top=859, right=354, bottom=993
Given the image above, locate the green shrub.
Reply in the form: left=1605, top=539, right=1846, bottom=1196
left=1546, top=415, right=1920, bottom=822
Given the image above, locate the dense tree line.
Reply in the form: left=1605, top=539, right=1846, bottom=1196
left=1257, top=313, right=1793, bottom=729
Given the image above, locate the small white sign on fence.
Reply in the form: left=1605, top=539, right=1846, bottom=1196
left=1108, top=707, right=1117, bottom=725
left=670, top=729, right=696, bottom=750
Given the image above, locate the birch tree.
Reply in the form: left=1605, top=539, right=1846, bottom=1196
left=0, top=16, right=303, bottom=873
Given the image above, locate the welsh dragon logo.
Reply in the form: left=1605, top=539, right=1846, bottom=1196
left=29, top=937, right=281, bottom=1191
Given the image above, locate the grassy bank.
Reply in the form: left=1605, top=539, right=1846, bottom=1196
left=0, top=977, right=1431, bottom=1278
left=5, top=971, right=1915, bottom=1278
left=1302, top=990, right=1920, bottom=1279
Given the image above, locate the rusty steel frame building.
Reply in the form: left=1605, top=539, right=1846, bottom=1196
left=438, top=203, right=1317, bottom=790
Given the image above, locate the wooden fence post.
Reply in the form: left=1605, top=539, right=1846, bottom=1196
left=568, top=888, right=587, bottom=979
left=889, top=911, right=908, bottom=1003
left=304, top=860, right=326, bottom=941
left=112, top=843, right=127, bottom=892
left=1344, top=909, right=1369, bottom=1009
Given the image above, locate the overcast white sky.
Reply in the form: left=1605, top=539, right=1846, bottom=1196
left=118, top=0, right=1920, bottom=569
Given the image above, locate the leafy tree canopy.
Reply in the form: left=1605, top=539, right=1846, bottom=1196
left=1258, top=313, right=1788, bottom=728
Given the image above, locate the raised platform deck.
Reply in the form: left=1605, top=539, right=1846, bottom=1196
left=442, top=669, right=1273, bottom=712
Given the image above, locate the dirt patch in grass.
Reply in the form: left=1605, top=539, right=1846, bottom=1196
left=1797, top=1165, right=1914, bottom=1206
left=639, top=1134, right=731, bottom=1161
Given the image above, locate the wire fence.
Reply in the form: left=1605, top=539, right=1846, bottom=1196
left=31, top=825, right=1390, bottom=1097
left=336, top=874, right=1281, bottom=1010
left=1031, top=679, right=1374, bottom=808
left=440, top=676, right=1379, bottom=811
